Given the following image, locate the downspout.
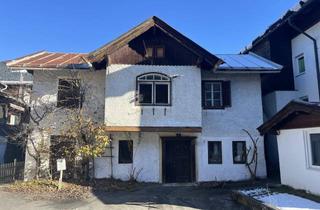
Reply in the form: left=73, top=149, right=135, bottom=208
left=288, top=18, right=320, bottom=101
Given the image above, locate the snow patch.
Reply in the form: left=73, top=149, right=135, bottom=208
left=240, top=188, right=320, bottom=210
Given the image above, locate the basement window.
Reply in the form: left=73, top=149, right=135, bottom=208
left=208, top=141, right=222, bottom=164
left=310, top=134, right=320, bottom=167
left=119, top=140, right=133, bottom=164
left=137, top=73, right=171, bottom=106
left=233, top=141, right=246, bottom=164
left=57, top=79, right=81, bottom=108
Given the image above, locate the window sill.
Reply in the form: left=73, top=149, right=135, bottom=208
left=295, top=72, right=306, bottom=77
left=203, top=107, right=225, bottom=110
left=136, top=104, right=171, bottom=107
left=308, top=165, right=320, bottom=171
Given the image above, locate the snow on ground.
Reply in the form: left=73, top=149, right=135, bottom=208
left=240, top=188, right=320, bottom=210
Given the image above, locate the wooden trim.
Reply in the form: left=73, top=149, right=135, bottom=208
left=105, top=126, right=202, bottom=133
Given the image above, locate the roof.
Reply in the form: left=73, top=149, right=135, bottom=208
left=217, top=53, right=282, bottom=72
left=0, top=62, right=32, bottom=83
left=244, top=0, right=318, bottom=52
left=258, top=100, right=320, bottom=135
left=88, top=16, right=223, bottom=69
left=6, top=51, right=91, bottom=70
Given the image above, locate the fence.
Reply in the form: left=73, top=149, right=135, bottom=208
left=0, top=159, right=24, bottom=183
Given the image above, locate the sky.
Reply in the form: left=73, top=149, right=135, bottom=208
left=0, top=0, right=298, bottom=61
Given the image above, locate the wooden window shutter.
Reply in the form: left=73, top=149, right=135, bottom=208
left=201, top=82, right=205, bottom=108
left=222, top=81, right=231, bottom=107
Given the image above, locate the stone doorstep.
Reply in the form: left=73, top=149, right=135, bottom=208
left=162, top=183, right=199, bottom=187
left=231, top=191, right=280, bottom=210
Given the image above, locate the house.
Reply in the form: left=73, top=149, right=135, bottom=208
left=258, top=100, right=320, bottom=195
left=244, top=0, right=320, bottom=178
left=0, top=62, right=32, bottom=163
left=6, top=16, right=282, bottom=183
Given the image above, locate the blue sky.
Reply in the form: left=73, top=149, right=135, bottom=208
left=0, top=0, right=298, bottom=61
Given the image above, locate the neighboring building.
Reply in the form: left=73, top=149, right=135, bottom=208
left=258, top=101, right=320, bottom=195
left=244, top=0, right=320, bottom=178
left=6, top=17, right=282, bottom=182
left=0, top=62, right=32, bottom=163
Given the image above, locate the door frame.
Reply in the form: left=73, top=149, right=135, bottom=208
left=161, top=136, right=196, bottom=183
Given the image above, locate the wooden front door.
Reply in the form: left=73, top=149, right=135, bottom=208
left=162, top=137, right=195, bottom=183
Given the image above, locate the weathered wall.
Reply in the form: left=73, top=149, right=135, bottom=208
left=24, top=70, right=106, bottom=180
left=291, top=21, right=320, bottom=101
left=278, top=128, right=320, bottom=195
left=198, top=72, right=267, bottom=181
left=105, top=65, right=202, bottom=127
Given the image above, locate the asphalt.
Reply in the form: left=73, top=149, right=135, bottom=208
left=0, top=184, right=249, bottom=210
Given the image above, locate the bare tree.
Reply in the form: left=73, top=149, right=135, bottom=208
left=242, top=129, right=259, bottom=181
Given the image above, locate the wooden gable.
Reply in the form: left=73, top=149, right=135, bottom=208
left=88, top=16, right=222, bottom=70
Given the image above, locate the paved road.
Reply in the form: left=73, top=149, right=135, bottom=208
left=0, top=185, right=248, bottom=210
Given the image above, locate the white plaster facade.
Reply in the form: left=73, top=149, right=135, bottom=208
left=277, top=127, right=320, bottom=195
left=291, top=21, right=320, bottom=102
left=105, top=65, right=202, bottom=127
left=27, top=64, right=268, bottom=182
left=95, top=66, right=267, bottom=182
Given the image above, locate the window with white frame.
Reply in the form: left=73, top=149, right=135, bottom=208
left=297, top=55, right=306, bottom=74
left=309, top=134, right=320, bottom=167
left=136, top=73, right=171, bottom=105
left=203, top=81, right=223, bottom=108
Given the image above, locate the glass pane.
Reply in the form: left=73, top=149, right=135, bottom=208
left=208, top=142, right=222, bottom=164
left=161, top=76, right=169, bottom=81
left=155, top=84, right=169, bottom=104
left=213, top=92, right=221, bottom=100
left=146, top=75, right=154, bottom=80
left=205, top=100, right=213, bottom=107
left=154, top=75, right=161, bottom=80
left=146, top=47, right=153, bottom=57
left=139, top=83, right=152, bottom=104
left=310, top=134, right=320, bottom=166
left=214, top=99, right=221, bottom=107
left=156, top=47, right=164, bottom=58
left=119, top=140, right=133, bottom=164
left=298, top=57, right=305, bottom=73
left=233, top=142, right=246, bottom=163
left=205, top=92, right=212, bottom=100
left=205, top=83, right=212, bottom=91
left=213, top=83, right=221, bottom=91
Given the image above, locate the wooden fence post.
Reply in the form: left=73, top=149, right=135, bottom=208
left=13, top=159, right=17, bottom=181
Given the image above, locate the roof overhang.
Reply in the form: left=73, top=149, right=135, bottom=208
left=258, top=100, right=320, bottom=135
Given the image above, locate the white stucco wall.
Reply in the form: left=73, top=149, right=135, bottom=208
left=95, top=132, right=161, bottom=182
left=105, top=65, right=202, bottom=127
left=277, top=128, right=320, bottom=195
left=198, top=72, right=267, bottom=181
left=291, top=21, right=320, bottom=101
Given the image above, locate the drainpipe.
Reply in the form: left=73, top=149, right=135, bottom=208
left=288, top=18, right=320, bottom=101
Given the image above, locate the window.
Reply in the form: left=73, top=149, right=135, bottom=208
left=0, top=105, right=7, bottom=123
left=233, top=141, right=246, bottom=164
left=297, top=55, right=306, bottom=74
left=57, top=79, right=81, bottom=108
left=156, top=47, right=165, bottom=58
left=119, top=140, right=133, bottom=164
left=137, top=73, right=171, bottom=106
left=202, top=81, right=231, bottom=109
left=208, top=141, right=222, bottom=164
left=145, top=46, right=165, bottom=58
left=310, top=134, right=320, bottom=167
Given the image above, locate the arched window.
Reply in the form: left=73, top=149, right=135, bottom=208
left=136, top=73, right=171, bottom=105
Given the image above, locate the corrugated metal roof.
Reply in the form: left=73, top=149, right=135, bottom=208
left=6, top=51, right=90, bottom=70
left=217, top=53, right=282, bottom=71
left=0, top=62, right=32, bottom=82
